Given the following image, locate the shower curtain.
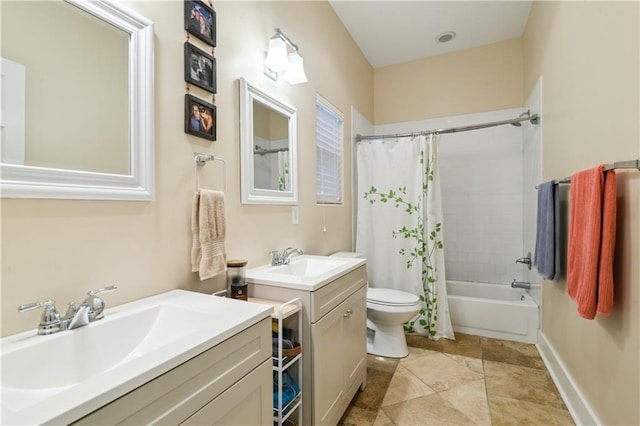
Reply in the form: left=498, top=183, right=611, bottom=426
left=356, top=134, right=454, bottom=340
left=277, top=150, right=289, bottom=191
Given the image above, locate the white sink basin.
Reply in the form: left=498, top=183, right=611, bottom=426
left=246, top=254, right=366, bottom=290
left=0, top=290, right=272, bottom=425
left=266, top=257, right=349, bottom=278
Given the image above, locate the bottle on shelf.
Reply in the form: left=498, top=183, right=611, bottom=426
left=226, top=259, right=248, bottom=300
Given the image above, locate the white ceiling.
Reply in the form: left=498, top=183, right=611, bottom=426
left=328, top=1, right=533, bottom=68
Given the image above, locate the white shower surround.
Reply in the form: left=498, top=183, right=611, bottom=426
left=376, top=108, right=525, bottom=285
left=522, top=78, right=543, bottom=307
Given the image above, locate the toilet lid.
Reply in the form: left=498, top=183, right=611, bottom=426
left=367, top=288, right=420, bottom=306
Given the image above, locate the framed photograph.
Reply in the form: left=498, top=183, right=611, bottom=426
left=184, top=0, right=216, bottom=46
left=184, top=42, right=216, bottom=93
left=185, top=94, right=216, bottom=141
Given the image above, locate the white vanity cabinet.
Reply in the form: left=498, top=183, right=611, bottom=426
left=312, top=285, right=367, bottom=425
left=248, top=265, right=368, bottom=426
left=72, top=318, right=272, bottom=425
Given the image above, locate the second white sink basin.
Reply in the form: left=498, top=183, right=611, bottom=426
left=266, top=257, right=348, bottom=278
left=246, top=254, right=366, bottom=290
left=0, top=290, right=272, bottom=425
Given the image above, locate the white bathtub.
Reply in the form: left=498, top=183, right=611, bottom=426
left=447, top=280, right=539, bottom=344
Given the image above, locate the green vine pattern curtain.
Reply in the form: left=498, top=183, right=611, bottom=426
left=277, top=150, right=289, bottom=191
left=356, top=134, right=454, bottom=339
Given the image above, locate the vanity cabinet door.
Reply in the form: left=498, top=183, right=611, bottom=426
left=312, top=300, right=345, bottom=426
left=182, top=359, right=272, bottom=426
left=311, top=285, right=367, bottom=426
left=342, top=286, right=367, bottom=394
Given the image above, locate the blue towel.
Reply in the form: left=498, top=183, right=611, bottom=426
left=534, top=181, right=560, bottom=280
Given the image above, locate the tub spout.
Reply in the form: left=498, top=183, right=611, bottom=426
left=511, top=279, right=531, bottom=290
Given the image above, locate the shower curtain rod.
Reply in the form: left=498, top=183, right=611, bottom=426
left=254, top=145, right=289, bottom=155
left=355, top=110, right=539, bottom=142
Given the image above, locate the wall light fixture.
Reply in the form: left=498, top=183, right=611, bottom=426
left=264, top=28, right=308, bottom=84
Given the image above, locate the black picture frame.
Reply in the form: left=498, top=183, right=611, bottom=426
left=185, top=94, right=216, bottom=141
left=184, top=42, right=216, bottom=94
left=184, top=0, right=216, bottom=47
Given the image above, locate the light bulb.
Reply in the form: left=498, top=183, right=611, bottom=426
left=284, top=51, right=308, bottom=85
left=264, top=37, right=288, bottom=72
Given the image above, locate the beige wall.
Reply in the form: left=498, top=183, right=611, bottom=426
left=374, top=38, right=524, bottom=125
left=524, top=2, right=639, bottom=425
left=253, top=103, right=288, bottom=141
left=1, top=1, right=129, bottom=174
left=0, top=1, right=373, bottom=336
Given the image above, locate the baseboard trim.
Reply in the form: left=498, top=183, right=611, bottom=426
left=536, top=330, right=600, bottom=425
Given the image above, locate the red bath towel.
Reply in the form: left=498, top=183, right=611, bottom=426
left=597, top=169, right=616, bottom=316
left=567, top=165, right=616, bottom=319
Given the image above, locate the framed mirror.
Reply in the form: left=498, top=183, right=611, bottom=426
left=239, top=78, right=298, bottom=205
left=0, top=0, right=154, bottom=201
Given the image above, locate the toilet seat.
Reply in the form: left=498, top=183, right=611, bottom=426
left=367, top=288, right=420, bottom=307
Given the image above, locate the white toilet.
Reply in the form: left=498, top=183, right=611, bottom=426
left=331, top=252, right=421, bottom=358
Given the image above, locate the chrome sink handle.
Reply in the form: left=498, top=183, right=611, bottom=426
left=88, top=285, right=118, bottom=296
left=82, top=285, right=117, bottom=321
left=18, top=300, right=63, bottom=335
left=270, top=250, right=285, bottom=266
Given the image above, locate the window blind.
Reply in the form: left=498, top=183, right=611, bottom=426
left=315, top=95, right=343, bottom=204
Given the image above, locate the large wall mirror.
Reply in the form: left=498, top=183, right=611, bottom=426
left=239, top=78, right=298, bottom=205
left=0, top=0, right=154, bottom=200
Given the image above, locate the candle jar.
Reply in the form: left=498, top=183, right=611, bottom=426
left=227, top=259, right=248, bottom=300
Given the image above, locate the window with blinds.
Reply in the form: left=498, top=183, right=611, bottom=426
left=315, top=95, right=343, bottom=204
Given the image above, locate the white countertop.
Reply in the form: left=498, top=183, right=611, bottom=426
left=245, top=255, right=366, bottom=291
left=0, top=290, right=272, bottom=425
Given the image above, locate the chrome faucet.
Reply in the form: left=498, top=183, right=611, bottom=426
left=19, top=285, right=117, bottom=335
left=63, top=302, right=91, bottom=330
left=269, top=247, right=304, bottom=266
left=283, top=247, right=303, bottom=264
left=511, top=279, right=531, bottom=290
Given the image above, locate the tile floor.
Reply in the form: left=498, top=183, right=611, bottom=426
left=339, top=333, right=574, bottom=426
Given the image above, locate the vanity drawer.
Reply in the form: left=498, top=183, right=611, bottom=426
left=73, top=318, right=271, bottom=425
left=310, top=265, right=367, bottom=323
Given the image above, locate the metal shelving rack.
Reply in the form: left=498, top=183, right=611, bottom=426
left=248, top=297, right=303, bottom=426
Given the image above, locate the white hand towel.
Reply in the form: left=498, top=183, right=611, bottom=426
left=191, top=189, right=227, bottom=280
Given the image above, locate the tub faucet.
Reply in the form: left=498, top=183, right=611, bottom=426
left=515, top=252, right=532, bottom=270
left=511, top=279, right=531, bottom=290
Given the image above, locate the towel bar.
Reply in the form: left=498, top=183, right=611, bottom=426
left=194, top=153, right=226, bottom=192
left=536, top=159, right=639, bottom=189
